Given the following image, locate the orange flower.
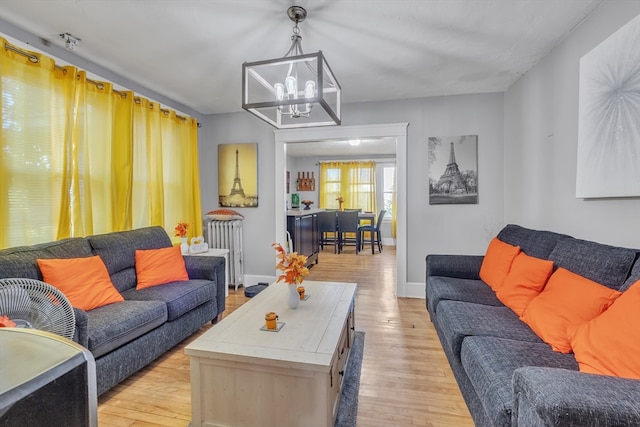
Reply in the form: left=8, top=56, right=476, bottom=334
left=336, top=196, right=344, bottom=203
left=174, top=222, right=189, bottom=238
left=272, top=243, right=309, bottom=285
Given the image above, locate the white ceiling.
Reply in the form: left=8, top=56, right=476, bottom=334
left=0, top=0, right=604, bottom=118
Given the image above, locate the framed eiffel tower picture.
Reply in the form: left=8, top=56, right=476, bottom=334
left=218, top=143, right=259, bottom=207
left=428, top=135, right=478, bottom=205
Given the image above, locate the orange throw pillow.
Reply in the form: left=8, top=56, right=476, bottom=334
left=521, top=268, right=622, bottom=353
left=479, top=237, right=521, bottom=292
left=496, top=252, right=554, bottom=316
left=37, top=256, right=124, bottom=311
left=135, top=246, right=189, bottom=289
left=568, top=281, right=640, bottom=379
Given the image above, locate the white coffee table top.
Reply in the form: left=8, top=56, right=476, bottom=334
left=185, top=280, right=356, bottom=373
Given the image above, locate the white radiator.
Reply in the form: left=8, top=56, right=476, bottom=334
left=207, top=220, right=244, bottom=289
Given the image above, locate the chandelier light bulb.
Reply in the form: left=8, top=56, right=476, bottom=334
left=304, top=80, right=316, bottom=99
left=285, top=76, right=297, bottom=97
left=274, top=83, right=285, bottom=101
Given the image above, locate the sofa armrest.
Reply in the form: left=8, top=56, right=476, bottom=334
left=426, top=254, right=483, bottom=280
left=183, top=255, right=226, bottom=317
left=513, top=367, right=640, bottom=427
left=72, top=307, right=88, bottom=348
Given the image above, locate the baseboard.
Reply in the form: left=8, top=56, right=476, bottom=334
left=403, top=281, right=425, bottom=299
left=382, top=237, right=396, bottom=246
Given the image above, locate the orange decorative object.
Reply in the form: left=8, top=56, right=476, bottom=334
left=174, top=221, right=189, bottom=238
left=297, top=286, right=305, bottom=299
left=265, top=312, right=278, bottom=330
left=0, top=315, right=17, bottom=327
left=272, top=243, right=309, bottom=285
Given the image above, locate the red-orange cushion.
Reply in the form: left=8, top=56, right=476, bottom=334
left=479, top=237, right=521, bottom=292
left=37, top=256, right=124, bottom=311
left=135, top=246, right=189, bottom=289
left=521, top=268, right=622, bottom=353
left=496, top=252, right=554, bottom=316
left=568, top=281, right=640, bottom=379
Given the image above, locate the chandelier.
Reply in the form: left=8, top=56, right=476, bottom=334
left=242, top=6, right=341, bottom=129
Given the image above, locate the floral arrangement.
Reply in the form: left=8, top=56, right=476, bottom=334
left=336, top=196, right=344, bottom=203
left=272, top=243, right=309, bottom=285
left=301, top=199, right=313, bottom=205
left=174, top=221, right=189, bottom=238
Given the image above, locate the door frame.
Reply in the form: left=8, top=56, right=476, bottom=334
left=274, top=123, right=409, bottom=297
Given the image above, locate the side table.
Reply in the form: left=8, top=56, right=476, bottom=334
left=190, top=248, right=231, bottom=296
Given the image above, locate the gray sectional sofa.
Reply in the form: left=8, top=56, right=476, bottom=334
left=0, top=226, right=226, bottom=395
left=426, top=224, right=640, bottom=427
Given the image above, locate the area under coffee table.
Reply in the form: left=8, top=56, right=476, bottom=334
left=185, top=280, right=357, bottom=427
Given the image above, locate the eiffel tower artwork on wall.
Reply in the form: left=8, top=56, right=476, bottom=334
left=218, top=143, right=258, bottom=207
left=428, top=135, right=478, bottom=205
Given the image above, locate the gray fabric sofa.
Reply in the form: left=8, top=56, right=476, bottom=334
left=0, top=226, right=225, bottom=395
left=425, top=224, right=640, bottom=427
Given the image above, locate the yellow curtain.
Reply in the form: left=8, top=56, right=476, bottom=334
left=0, top=37, right=202, bottom=248
left=0, top=40, right=62, bottom=247
left=160, top=111, right=203, bottom=240
left=319, top=161, right=375, bottom=212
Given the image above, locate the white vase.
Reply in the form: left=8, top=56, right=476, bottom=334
left=180, top=237, right=189, bottom=255
left=287, top=283, right=300, bottom=309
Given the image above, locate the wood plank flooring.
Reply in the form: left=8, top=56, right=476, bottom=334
left=97, top=246, right=473, bottom=426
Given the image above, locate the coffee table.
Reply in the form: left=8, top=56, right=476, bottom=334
left=185, top=280, right=357, bottom=427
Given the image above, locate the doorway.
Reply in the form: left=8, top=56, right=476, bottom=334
left=274, top=123, right=409, bottom=297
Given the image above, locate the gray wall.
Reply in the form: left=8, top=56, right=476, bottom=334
left=504, top=0, right=640, bottom=248
left=201, top=93, right=506, bottom=284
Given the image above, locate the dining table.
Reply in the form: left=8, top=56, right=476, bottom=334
left=358, top=212, right=377, bottom=254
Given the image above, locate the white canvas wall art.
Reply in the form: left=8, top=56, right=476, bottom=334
left=576, top=14, right=640, bottom=198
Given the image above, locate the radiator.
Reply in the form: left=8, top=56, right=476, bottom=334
left=207, top=220, right=244, bottom=289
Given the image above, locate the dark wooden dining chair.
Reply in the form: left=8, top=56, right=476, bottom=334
left=358, top=210, right=386, bottom=253
left=317, top=211, right=338, bottom=253
left=336, top=210, right=360, bottom=254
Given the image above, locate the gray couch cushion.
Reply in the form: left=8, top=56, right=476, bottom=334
left=87, top=226, right=173, bottom=292
left=121, top=279, right=215, bottom=321
left=549, top=238, right=637, bottom=290
left=0, top=237, right=93, bottom=280
left=461, top=336, right=578, bottom=427
left=497, top=224, right=570, bottom=259
left=427, top=276, right=501, bottom=317
left=87, top=300, right=167, bottom=358
left=436, top=301, right=542, bottom=362
left=621, top=256, right=640, bottom=292
left=513, top=366, right=640, bottom=427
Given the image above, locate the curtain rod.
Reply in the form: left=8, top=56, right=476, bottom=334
left=4, top=42, right=188, bottom=122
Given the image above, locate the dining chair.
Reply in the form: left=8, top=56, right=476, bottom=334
left=358, top=210, right=386, bottom=253
left=317, top=211, right=338, bottom=253
left=336, top=210, right=360, bottom=254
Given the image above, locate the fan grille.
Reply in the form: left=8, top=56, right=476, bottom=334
left=0, top=278, right=76, bottom=340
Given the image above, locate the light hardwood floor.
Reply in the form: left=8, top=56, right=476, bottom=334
left=98, top=246, right=473, bottom=426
